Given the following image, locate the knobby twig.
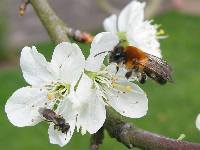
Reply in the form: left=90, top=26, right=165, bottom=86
left=66, top=27, right=93, bottom=43
left=19, top=0, right=30, bottom=16
left=25, top=0, right=200, bottom=149
left=30, top=0, right=69, bottom=44
left=105, top=108, right=200, bottom=150
left=90, top=127, right=104, bottom=150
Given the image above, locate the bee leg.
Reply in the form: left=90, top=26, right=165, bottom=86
left=139, top=72, right=147, bottom=84
left=125, top=71, right=132, bottom=79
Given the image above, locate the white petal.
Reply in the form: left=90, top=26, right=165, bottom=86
left=103, top=14, right=118, bottom=32
left=107, top=82, right=148, bottom=118
left=86, top=32, right=119, bottom=72
left=196, top=114, right=200, bottom=131
left=76, top=93, right=106, bottom=134
left=48, top=121, right=75, bottom=147
left=20, top=46, right=55, bottom=86
left=127, top=21, right=162, bottom=58
left=118, top=1, right=145, bottom=32
left=75, top=74, right=93, bottom=105
left=51, top=42, right=85, bottom=83
left=5, top=87, right=50, bottom=127
left=48, top=99, right=77, bottom=147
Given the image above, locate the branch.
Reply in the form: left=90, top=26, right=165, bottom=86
left=105, top=108, right=200, bottom=150
left=90, top=127, right=104, bottom=150
left=26, top=0, right=200, bottom=149
left=30, top=0, right=69, bottom=44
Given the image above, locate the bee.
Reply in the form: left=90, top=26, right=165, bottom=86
left=95, top=43, right=173, bottom=84
left=39, top=108, right=70, bottom=134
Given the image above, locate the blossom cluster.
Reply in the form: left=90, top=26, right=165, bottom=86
left=5, top=0, right=172, bottom=147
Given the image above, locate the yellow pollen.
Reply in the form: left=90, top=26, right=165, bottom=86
left=125, top=85, right=133, bottom=92
left=112, top=83, right=133, bottom=93
left=47, top=93, right=55, bottom=100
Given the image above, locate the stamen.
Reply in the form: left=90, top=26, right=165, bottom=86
left=47, top=92, right=55, bottom=100
left=46, top=82, right=70, bottom=101
left=157, top=29, right=165, bottom=36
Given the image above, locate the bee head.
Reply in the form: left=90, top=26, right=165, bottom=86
left=109, top=45, right=126, bottom=64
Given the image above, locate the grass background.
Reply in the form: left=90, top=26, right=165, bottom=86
left=0, top=11, right=200, bottom=149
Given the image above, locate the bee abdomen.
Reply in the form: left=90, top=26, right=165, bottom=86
left=144, top=68, right=168, bottom=84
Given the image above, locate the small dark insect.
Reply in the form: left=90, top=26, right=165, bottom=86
left=95, top=43, right=173, bottom=84
left=39, top=108, right=70, bottom=134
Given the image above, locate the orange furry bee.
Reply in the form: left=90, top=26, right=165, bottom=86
left=95, top=42, right=173, bottom=84
left=109, top=43, right=173, bottom=84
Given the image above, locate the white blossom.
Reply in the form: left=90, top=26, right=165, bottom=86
left=51, top=33, right=148, bottom=142
left=5, top=42, right=86, bottom=147
left=103, top=0, right=164, bottom=58
left=76, top=32, right=148, bottom=130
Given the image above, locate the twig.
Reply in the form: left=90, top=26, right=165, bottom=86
left=30, top=0, right=69, bottom=44
left=90, top=127, right=104, bottom=150
left=19, top=0, right=30, bottom=16
left=28, top=0, right=200, bottom=149
left=66, top=27, right=93, bottom=43
left=105, top=108, right=200, bottom=150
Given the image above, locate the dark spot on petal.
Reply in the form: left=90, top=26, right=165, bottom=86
left=32, top=105, right=34, bottom=107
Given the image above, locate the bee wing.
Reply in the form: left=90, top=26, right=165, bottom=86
left=139, top=53, right=173, bottom=83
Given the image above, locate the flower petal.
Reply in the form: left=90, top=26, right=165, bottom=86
left=51, top=42, right=85, bottom=83
left=196, top=114, right=200, bottom=131
left=127, top=21, right=162, bottom=58
left=74, top=74, right=106, bottom=134
left=118, top=1, right=145, bottom=32
left=107, top=82, right=148, bottom=118
left=48, top=121, right=75, bottom=147
left=86, top=32, right=119, bottom=72
left=48, top=99, right=77, bottom=147
left=5, top=87, right=50, bottom=127
left=103, top=14, right=118, bottom=32
left=20, top=46, right=55, bottom=86
left=76, top=93, right=106, bottom=134
left=75, top=74, right=93, bottom=105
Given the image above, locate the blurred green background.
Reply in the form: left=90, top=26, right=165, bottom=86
left=1, top=1, right=200, bottom=150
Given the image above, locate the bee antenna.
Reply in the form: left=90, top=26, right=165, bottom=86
left=94, top=51, right=111, bottom=57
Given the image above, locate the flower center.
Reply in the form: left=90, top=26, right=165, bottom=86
left=85, top=68, right=133, bottom=101
left=46, top=82, right=70, bottom=101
